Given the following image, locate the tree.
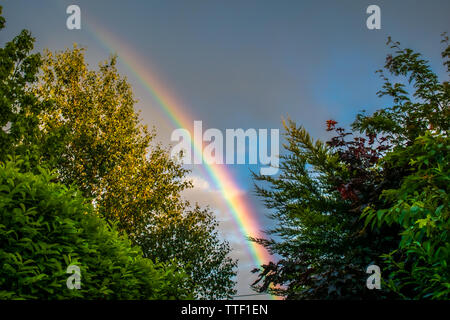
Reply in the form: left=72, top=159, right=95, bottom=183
left=139, top=204, right=237, bottom=299
left=0, top=158, right=191, bottom=299
left=251, top=36, right=449, bottom=299
left=35, top=47, right=237, bottom=299
left=0, top=9, right=192, bottom=299
left=0, top=5, right=45, bottom=163
left=361, top=36, right=449, bottom=299
left=250, top=119, right=398, bottom=299
left=364, top=133, right=449, bottom=299
left=352, top=35, right=449, bottom=144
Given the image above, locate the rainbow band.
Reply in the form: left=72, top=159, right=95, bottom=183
left=84, top=21, right=273, bottom=277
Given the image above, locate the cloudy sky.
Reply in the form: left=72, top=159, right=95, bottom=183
left=2, top=0, right=449, bottom=298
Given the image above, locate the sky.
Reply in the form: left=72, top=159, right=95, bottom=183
left=1, top=0, right=449, bottom=299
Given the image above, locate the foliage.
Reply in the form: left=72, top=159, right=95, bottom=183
left=359, top=35, right=450, bottom=299
left=353, top=35, right=449, bottom=143
left=138, top=204, right=237, bottom=299
left=250, top=120, right=397, bottom=299
left=251, top=36, right=449, bottom=300
left=0, top=6, right=236, bottom=299
left=34, top=47, right=236, bottom=299
left=0, top=6, right=45, bottom=163
left=363, top=132, right=449, bottom=299
left=0, top=158, right=191, bottom=299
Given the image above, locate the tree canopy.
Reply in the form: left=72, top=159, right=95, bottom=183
left=251, top=36, right=449, bottom=300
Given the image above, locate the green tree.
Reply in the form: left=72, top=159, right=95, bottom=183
left=353, top=35, right=449, bottom=143
left=361, top=36, right=450, bottom=299
left=35, top=47, right=236, bottom=299
left=0, top=6, right=45, bottom=163
left=364, top=133, right=449, bottom=299
left=250, top=120, right=398, bottom=299
left=0, top=158, right=191, bottom=299
left=251, top=36, right=449, bottom=299
left=139, top=204, right=237, bottom=299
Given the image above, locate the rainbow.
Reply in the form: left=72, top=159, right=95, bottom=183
left=83, top=20, right=274, bottom=281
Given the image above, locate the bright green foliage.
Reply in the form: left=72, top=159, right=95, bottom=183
left=0, top=158, right=191, bottom=299
left=0, top=6, right=45, bottom=162
left=35, top=47, right=236, bottom=299
left=353, top=35, right=449, bottom=144
left=364, top=133, right=449, bottom=299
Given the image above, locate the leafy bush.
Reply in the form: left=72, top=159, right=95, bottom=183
left=0, top=6, right=45, bottom=164
left=251, top=36, right=449, bottom=299
left=364, top=133, right=449, bottom=299
left=0, top=158, right=191, bottom=299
